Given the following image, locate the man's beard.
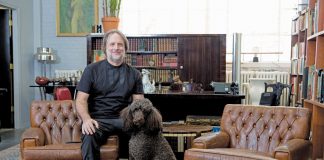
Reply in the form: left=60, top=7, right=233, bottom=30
left=108, top=54, right=124, bottom=64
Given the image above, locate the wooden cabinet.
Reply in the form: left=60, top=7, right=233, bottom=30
left=86, top=34, right=226, bottom=90
left=301, top=0, right=324, bottom=159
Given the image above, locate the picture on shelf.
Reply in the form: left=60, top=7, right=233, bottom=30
left=93, top=50, right=106, bottom=63
left=56, top=0, right=98, bottom=36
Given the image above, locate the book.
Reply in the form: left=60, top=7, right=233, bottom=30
left=307, top=65, right=315, bottom=99
left=302, top=66, right=309, bottom=99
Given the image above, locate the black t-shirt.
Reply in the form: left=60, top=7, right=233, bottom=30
left=77, top=60, right=144, bottom=119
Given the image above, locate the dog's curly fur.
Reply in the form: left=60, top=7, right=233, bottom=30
left=121, top=98, right=176, bottom=160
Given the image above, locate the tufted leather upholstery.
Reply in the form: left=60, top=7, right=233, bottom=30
left=184, top=104, right=312, bottom=160
left=20, top=100, right=119, bottom=160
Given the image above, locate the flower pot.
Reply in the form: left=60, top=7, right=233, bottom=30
left=101, top=17, right=119, bottom=32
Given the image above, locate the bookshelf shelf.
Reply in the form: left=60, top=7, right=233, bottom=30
left=86, top=34, right=226, bottom=90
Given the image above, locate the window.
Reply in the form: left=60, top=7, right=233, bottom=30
left=119, top=0, right=298, bottom=63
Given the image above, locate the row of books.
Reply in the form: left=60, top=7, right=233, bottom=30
left=91, top=38, right=103, bottom=50
left=292, top=10, right=307, bottom=34
left=91, top=37, right=178, bottom=52
left=291, top=58, right=305, bottom=75
left=138, top=69, right=178, bottom=83
left=128, top=38, right=178, bottom=52
left=307, top=3, right=320, bottom=37
left=124, top=54, right=178, bottom=67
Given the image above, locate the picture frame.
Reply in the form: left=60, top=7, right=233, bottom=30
left=56, top=0, right=98, bottom=36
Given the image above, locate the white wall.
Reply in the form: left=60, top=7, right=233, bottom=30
left=0, top=0, right=35, bottom=128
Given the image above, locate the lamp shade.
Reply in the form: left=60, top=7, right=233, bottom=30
left=35, top=47, right=57, bottom=61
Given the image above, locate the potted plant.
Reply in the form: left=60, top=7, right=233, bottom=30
left=102, top=0, right=122, bottom=32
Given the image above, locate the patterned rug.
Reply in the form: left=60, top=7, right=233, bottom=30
left=0, top=144, right=19, bottom=160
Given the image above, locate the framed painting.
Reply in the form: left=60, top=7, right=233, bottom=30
left=56, top=0, right=98, bottom=36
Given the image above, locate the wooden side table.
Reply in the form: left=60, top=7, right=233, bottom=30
left=162, top=124, right=212, bottom=152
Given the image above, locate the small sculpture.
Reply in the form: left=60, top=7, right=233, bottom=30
left=142, top=69, right=155, bottom=93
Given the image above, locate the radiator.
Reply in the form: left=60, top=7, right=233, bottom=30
left=226, top=71, right=291, bottom=106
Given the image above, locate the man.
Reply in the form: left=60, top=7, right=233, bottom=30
left=76, top=30, right=144, bottom=160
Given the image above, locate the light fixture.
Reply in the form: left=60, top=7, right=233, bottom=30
left=35, top=47, right=57, bottom=77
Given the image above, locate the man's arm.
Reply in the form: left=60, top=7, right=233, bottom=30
left=76, top=91, right=99, bottom=135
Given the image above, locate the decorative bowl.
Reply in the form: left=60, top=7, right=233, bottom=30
left=35, top=76, right=49, bottom=86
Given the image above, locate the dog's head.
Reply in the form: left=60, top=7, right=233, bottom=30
left=121, top=98, right=162, bottom=134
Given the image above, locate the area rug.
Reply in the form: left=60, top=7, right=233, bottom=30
left=0, top=144, right=20, bottom=160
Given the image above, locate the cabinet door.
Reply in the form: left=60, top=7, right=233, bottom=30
left=178, top=35, right=226, bottom=90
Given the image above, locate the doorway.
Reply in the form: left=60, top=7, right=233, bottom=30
left=0, top=7, right=14, bottom=128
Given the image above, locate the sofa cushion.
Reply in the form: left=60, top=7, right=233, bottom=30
left=220, top=105, right=311, bottom=154
left=21, top=143, right=118, bottom=160
left=185, top=148, right=276, bottom=160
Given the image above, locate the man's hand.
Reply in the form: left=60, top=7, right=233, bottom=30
left=82, top=118, right=99, bottom=135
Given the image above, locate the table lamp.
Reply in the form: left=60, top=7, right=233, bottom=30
left=35, top=47, right=57, bottom=77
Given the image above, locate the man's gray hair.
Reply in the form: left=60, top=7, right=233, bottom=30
left=102, top=30, right=129, bottom=54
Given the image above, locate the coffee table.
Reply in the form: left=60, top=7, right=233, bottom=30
left=162, top=124, right=212, bottom=152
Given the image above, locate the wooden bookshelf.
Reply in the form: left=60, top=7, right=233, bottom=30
left=301, top=0, right=324, bottom=159
left=86, top=34, right=226, bottom=90
left=290, top=9, right=308, bottom=107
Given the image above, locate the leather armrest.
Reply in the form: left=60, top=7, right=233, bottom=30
left=103, top=135, right=119, bottom=146
left=20, top=128, right=45, bottom=148
left=274, top=139, right=312, bottom=160
left=192, top=131, right=230, bottom=149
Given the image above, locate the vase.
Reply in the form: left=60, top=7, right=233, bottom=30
left=101, top=17, right=119, bottom=32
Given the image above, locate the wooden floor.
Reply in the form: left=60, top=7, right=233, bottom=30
left=0, top=128, right=25, bottom=151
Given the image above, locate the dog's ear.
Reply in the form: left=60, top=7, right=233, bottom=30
left=120, top=106, right=133, bottom=132
left=144, top=106, right=162, bottom=133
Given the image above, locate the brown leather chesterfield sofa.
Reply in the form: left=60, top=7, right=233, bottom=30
left=184, top=104, right=312, bottom=160
left=20, top=100, right=119, bottom=160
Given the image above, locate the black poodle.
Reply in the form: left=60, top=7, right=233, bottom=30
left=121, top=98, right=176, bottom=160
